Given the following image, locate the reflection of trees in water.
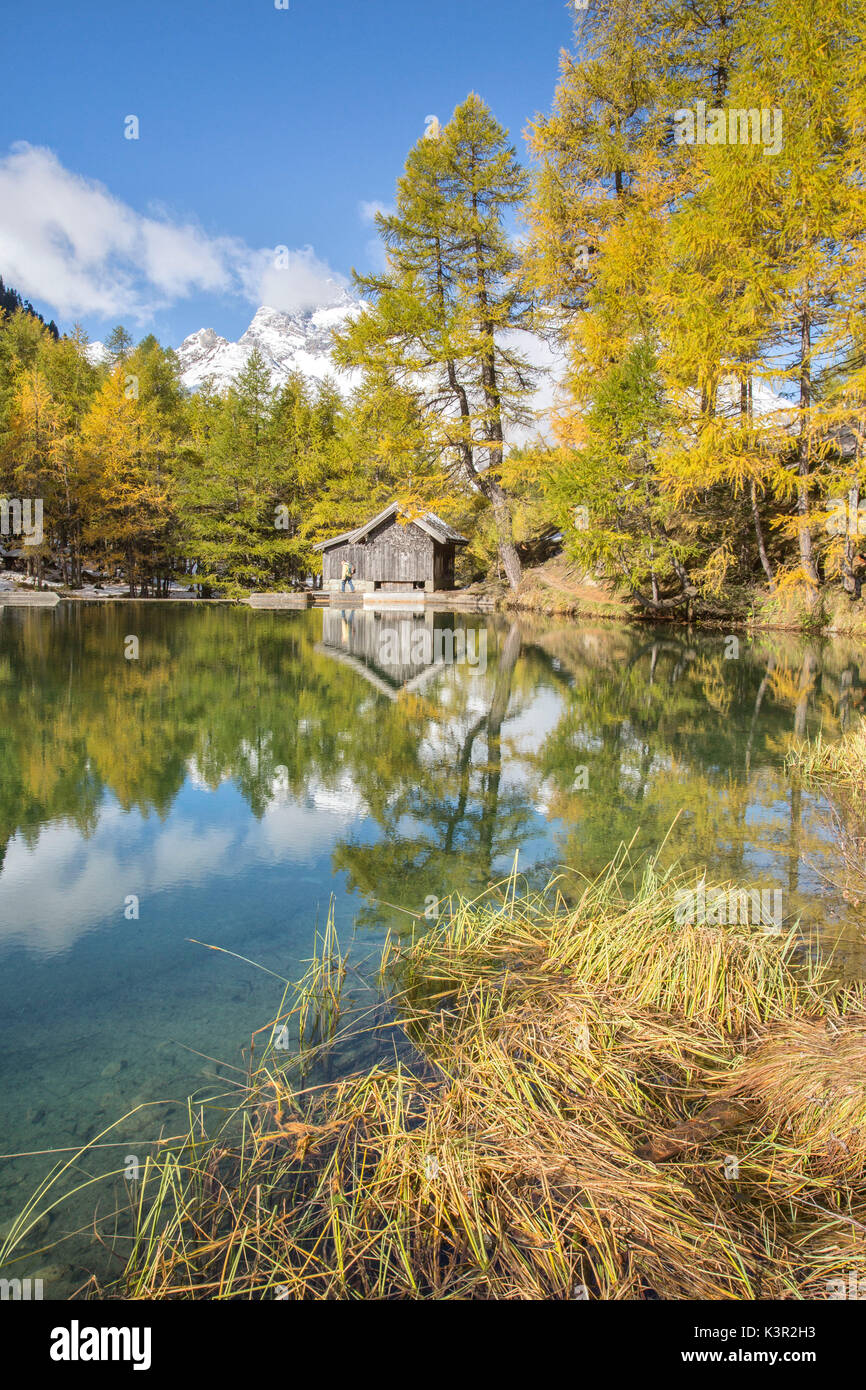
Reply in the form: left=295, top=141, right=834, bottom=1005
left=333, top=620, right=529, bottom=925
left=518, top=621, right=866, bottom=927
left=0, top=606, right=863, bottom=932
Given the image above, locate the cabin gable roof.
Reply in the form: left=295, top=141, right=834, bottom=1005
left=313, top=503, right=468, bottom=552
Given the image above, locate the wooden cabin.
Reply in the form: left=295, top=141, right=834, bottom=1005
left=313, top=503, right=468, bottom=594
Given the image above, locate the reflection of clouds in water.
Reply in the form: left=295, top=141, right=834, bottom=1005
left=465, top=692, right=493, bottom=717
left=532, top=781, right=557, bottom=818
left=506, top=690, right=566, bottom=755
left=307, top=776, right=366, bottom=818
left=0, top=677, right=601, bottom=957
left=184, top=757, right=232, bottom=792
left=0, top=811, right=236, bottom=955
left=419, top=718, right=483, bottom=766
left=0, top=774, right=366, bottom=957
left=247, top=775, right=366, bottom=863
left=499, top=690, right=565, bottom=799
left=418, top=688, right=567, bottom=800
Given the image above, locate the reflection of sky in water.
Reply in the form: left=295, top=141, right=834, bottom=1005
left=0, top=778, right=366, bottom=956
left=0, top=692, right=570, bottom=961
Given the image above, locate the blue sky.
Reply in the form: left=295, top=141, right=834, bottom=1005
left=0, top=0, right=576, bottom=348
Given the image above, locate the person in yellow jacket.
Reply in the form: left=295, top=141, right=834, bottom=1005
left=340, top=560, right=355, bottom=593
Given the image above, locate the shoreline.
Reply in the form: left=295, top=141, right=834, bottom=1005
left=2, top=583, right=866, bottom=638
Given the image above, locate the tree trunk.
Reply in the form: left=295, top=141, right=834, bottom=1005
left=472, top=226, right=522, bottom=593
left=483, top=477, right=522, bottom=591
left=794, top=648, right=818, bottom=740
left=751, top=481, right=775, bottom=587
left=842, top=483, right=862, bottom=599
left=478, top=622, right=521, bottom=874
left=797, top=307, right=820, bottom=591
left=740, top=376, right=775, bottom=588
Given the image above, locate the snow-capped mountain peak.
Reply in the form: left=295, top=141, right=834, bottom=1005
left=86, top=290, right=361, bottom=395
left=177, top=293, right=360, bottom=394
left=178, top=326, right=229, bottom=360
left=84, top=339, right=111, bottom=367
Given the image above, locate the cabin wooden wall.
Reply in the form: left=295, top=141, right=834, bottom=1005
left=323, top=517, right=446, bottom=589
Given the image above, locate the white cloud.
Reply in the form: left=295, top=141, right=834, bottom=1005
left=241, top=245, right=348, bottom=315
left=0, top=143, right=347, bottom=324
left=505, top=329, right=567, bottom=446
left=359, top=200, right=391, bottom=225
left=0, top=807, right=236, bottom=954
left=358, top=199, right=393, bottom=272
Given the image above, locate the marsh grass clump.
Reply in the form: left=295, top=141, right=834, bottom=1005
left=787, top=720, right=866, bottom=789
left=724, top=1012, right=866, bottom=1179
left=404, top=862, right=817, bottom=1034
left=48, top=847, right=857, bottom=1302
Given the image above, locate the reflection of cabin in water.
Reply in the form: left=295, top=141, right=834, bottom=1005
left=317, top=608, right=470, bottom=699
left=313, top=503, right=468, bottom=594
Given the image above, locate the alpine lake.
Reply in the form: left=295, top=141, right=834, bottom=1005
left=1, top=600, right=864, bottom=1295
